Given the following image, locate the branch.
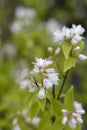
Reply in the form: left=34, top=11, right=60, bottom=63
left=57, top=70, right=69, bottom=100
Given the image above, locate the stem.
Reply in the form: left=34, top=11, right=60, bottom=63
left=33, top=77, right=39, bottom=88
left=57, top=70, right=69, bottom=100
left=52, top=85, right=55, bottom=98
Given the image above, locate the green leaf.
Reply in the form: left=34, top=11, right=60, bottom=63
left=51, top=116, right=63, bottom=130
left=63, top=86, right=74, bottom=111
left=38, top=114, right=51, bottom=130
left=37, top=99, right=46, bottom=111
left=50, top=99, right=62, bottom=117
left=62, top=40, right=72, bottom=59
left=28, top=102, right=40, bottom=118
left=64, top=57, right=76, bottom=72
left=72, top=40, right=84, bottom=56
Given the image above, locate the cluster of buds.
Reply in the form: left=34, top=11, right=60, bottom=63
left=61, top=101, right=85, bottom=129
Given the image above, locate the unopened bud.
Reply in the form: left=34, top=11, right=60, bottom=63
left=74, top=46, right=80, bottom=51
left=48, top=47, right=53, bottom=52
left=78, top=54, right=87, bottom=60
left=55, top=48, right=60, bottom=55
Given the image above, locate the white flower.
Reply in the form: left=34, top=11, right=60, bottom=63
left=53, top=30, right=64, bottom=43
left=53, top=24, right=85, bottom=44
left=20, top=80, right=29, bottom=89
left=71, top=35, right=83, bottom=44
left=72, top=24, right=85, bottom=35
left=78, top=54, right=87, bottom=60
left=12, top=118, right=18, bottom=125
left=62, top=116, right=68, bottom=125
left=74, top=101, right=85, bottom=115
left=37, top=88, right=46, bottom=99
left=62, top=26, right=71, bottom=38
left=68, top=117, right=76, bottom=129
left=72, top=113, right=83, bottom=124
left=12, top=125, right=21, bottom=130
left=43, top=69, right=59, bottom=89
left=61, top=101, right=85, bottom=129
left=33, top=58, right=52, bottom=74
left=33, top=58, right=59, bottom=99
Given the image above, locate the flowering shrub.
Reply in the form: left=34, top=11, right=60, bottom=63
left=12, top=24, right=86, bottom=130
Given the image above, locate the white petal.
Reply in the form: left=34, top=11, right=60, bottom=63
left=37, top=88, right=46, bottom=99
left=53, top=30, right=64, bottom=43
left=78, top=54, right=87, bottom=60
left=68, top=118, right=76, bottom=129
left=62, top=116, right=68, bottom=125
left=74, top=46, right=80, bottom=51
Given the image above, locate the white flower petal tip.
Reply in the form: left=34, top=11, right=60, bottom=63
left=78, top=54, right=87, bottom=61
left=55, top=48, right=61, bottom=55
left=37, top=88, right=46, bottom=100
left=62, top=116, right=68, bottom=125
left=48, top=47, right=53, bottom=52
left=74, top=46, right=80, bottom=51
left=53, top=24, right=85, bottom=45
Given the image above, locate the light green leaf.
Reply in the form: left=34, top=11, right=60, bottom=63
left=51, top=116, right=63, bottom=130
left=38, top=114, right=51, bottom=130
left=63, top=86, right=74, bottom=111
left=28, top=102, right=40, bottom=118
left=62, top=40, right=72, bottom=59
left=72, top=40, right=84, bottom=56
left=37, top=99, right=46, bottom=111
left=50, top=99, right=62, bottom=116
left=64, top=57, right=76, bottom=72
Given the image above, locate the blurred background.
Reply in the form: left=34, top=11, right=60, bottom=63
left=0, top=0, right=87, bottom=130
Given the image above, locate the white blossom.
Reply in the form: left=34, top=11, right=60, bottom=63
left=37, top=88, right=46, bottom=99
left=12, top=125, right=21, bottom=130
left=62, top=116, right=68, bottom=125
left=53, top=30, right=64, bottom=43
left=53, top=24, right=85, bottom=45
left=74, top=101, right=85, bottom=115
left=68, top=117, right=76, bottom=129
left=61, top=101, right=85, bottom=129
left=32, top=58, right=59, bottom=99
left=33, top=58, right=52, bottom=74
left=72, top=24, right=85, bottom=35
left=78, top=54, right=87, bottom=60
left=12, top=118, right=18, bottom=125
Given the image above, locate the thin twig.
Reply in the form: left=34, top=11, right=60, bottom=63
left=57, top=70, right=69, bottom=100
left=52, top=85, right=55, bottom=98
left=33, top=76, right=39, bottom=88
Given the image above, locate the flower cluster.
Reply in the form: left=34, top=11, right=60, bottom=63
left=53, top=24, right=87, bottom=61
left=33, top=58, right=59, bottom=99
left=61, top=101, right=85, bottom=129
left=53, top=24, right=85, bottom=45
left=12, top=109, right=40, bottom=130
